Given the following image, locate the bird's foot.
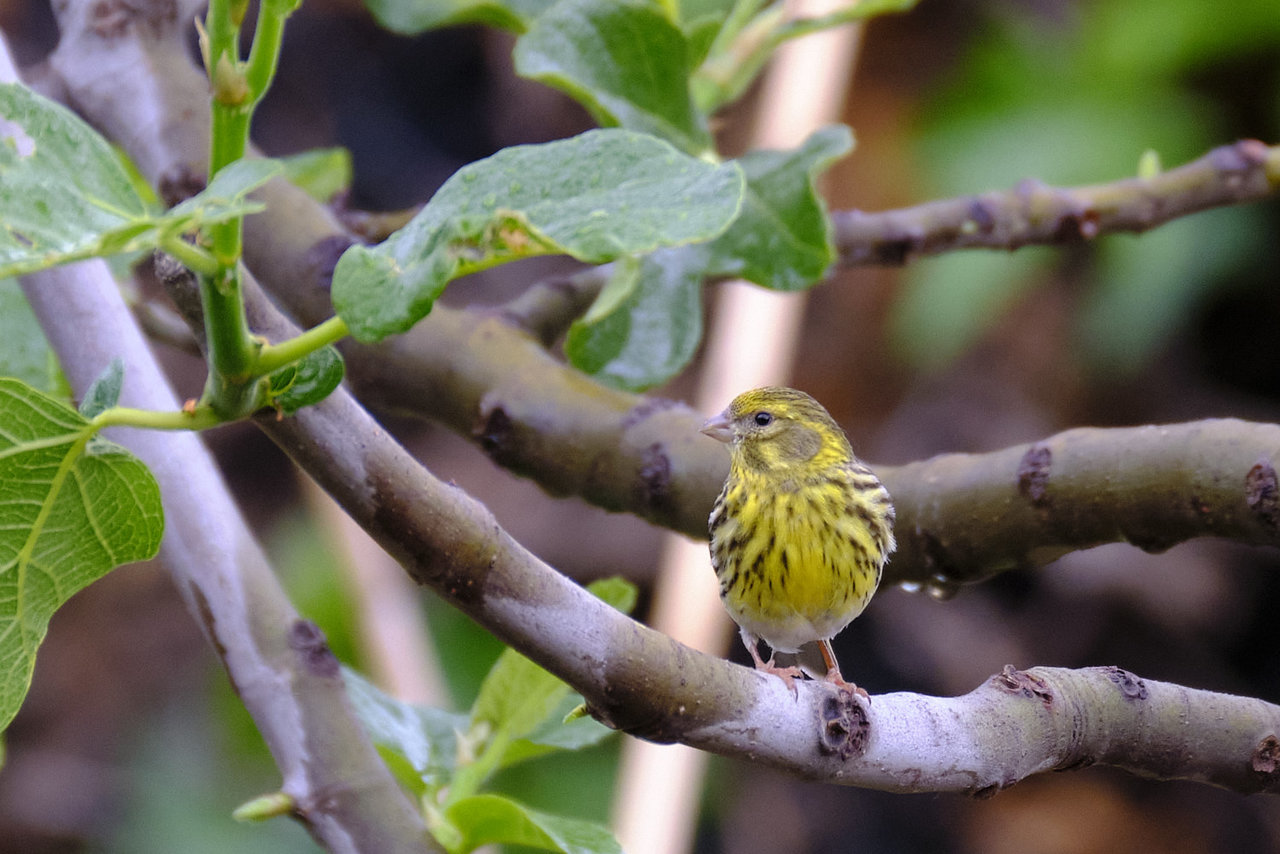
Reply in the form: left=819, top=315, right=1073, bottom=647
left=756, top=660, right=806, bottom=697
left=823, top=670, right=870, bottom=703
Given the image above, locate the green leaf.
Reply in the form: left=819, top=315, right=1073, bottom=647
left=78, top=358, right=124, bottom=419
left=444, top=793, right=622, bottom=854
left=280, top=147, right=353, bottom=203
left=470, top=646, right=566, bottom=746
left=468, top=576, right=632, bottom=771
left=484, top=577, right=630, bottom=765
left=704, top=124, right=853, bottom=290
left=565, top=247, right=705, bottom=390
left=564, top=128, right=852, bottom=388
left=333, top=129, right=743, bottom=342
left=0, top=82, right=152, bottom=276
left=265, top=345, right=345, bottom=415
left=363, top=0, right=552, bottom=35
left=470, top=576, right=635, bottom=743
left=0, top=379, right=163, bottom=732
left=166, top=158, right=283, bottom=229
left=499, top=692, right=615, bottom=768
left=342, top=667, right=470, bottom=790
left=0, top=83, right=281, bottom=277
left=584, top=575, right=637, bottom=614
left=514, top=0, right=711, bottom=153
left=0, top=280, right=63, bottom=395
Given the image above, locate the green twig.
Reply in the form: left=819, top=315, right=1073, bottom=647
left=93, top=404, right=223, bottom=432
left=196, top=0, right=299, bottom=418
left=254, top=315, right=350, bottom=375
left=159, top=235, right=220, bottom=276
left=200, top=265, right=258, bottom=383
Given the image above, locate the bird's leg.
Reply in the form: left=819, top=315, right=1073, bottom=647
left=818, top=639, right=869, bottom=702
left=740, top=628, right=804, bottom=694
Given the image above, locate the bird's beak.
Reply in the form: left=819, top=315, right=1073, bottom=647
left=700, top=409, right=734, bottom=443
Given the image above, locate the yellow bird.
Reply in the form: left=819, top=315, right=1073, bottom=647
left=702, top=387, right=895, bottom=697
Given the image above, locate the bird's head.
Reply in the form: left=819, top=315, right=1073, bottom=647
left=701, top=386, right=852, bottom=474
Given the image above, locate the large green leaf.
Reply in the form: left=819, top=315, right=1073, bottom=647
left=703, top=124, right=853, bottom=290
left=444, top=793, right=622, bottom=854
left=0, top=82, right=279, bottom=277
left=564, top=126, right=852, bottom=389
left=0, top=379, right=163, bottom=731
left=470, top=645, right=571, bottom=748
left=514, top=0, right=710, bottom=154
left=363, top=0, right=552, bottom=34
left=332, top=129, right=743, bottom=342
left=0, top=82, right=149, bottom=272
left=344, top=584, right=628, bottom=806
left=564, top=247, right=705, bottom=390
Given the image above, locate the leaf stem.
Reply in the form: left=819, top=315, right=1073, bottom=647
left=93, top=404, right=224, bottom=432
left=159, top=235, right=220, bottom=276
left=254, top=315, right=349, bottom=375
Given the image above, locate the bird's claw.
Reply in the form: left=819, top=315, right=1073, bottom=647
left=824, top=672, right=870, bottom=703
left=756, top=662, right=806, bottom=697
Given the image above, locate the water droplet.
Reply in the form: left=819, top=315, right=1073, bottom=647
left=897, top=580, right=922, bottom=594
left=925, top=575, right=961, bottom=601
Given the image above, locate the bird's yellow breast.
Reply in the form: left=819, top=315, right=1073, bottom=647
left=709, top=464, right=889, bottom=652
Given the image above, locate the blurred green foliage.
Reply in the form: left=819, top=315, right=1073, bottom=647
left=892, top=0, right=1280, bottom=378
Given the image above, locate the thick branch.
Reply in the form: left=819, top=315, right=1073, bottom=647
left=889, top=422, right=1280, bottom=588
left=833, top=140, right=1280, bottom=265
left=37, top=0, right=1280, bottom=584
left=241, top=278, right=1280, bottom=796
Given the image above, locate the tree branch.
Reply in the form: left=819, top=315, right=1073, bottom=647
left=36, top=0, right=1280, bottom=583
left=28, top=1, right=1280, bottom=797
left=833, top=140, right=1280, bottom=265
left=17, top=260, right=434, bottom=853
left=237, top=273, right=1280, bottom=796
left=2, top=34, right=434, bottom=853
left=889, top=422, right=1280, bottom=589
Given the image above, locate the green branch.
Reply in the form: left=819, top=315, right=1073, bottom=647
left=195, top=0, right=300, bottom=419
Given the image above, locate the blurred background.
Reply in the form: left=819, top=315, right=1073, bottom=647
left=2, top=0, right=1280, bottom=851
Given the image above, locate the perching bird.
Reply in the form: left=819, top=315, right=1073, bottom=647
left=702, top=387, right=895, bottom=697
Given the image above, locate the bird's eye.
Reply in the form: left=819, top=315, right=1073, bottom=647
left=753, top=411, right=773, bottom=427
